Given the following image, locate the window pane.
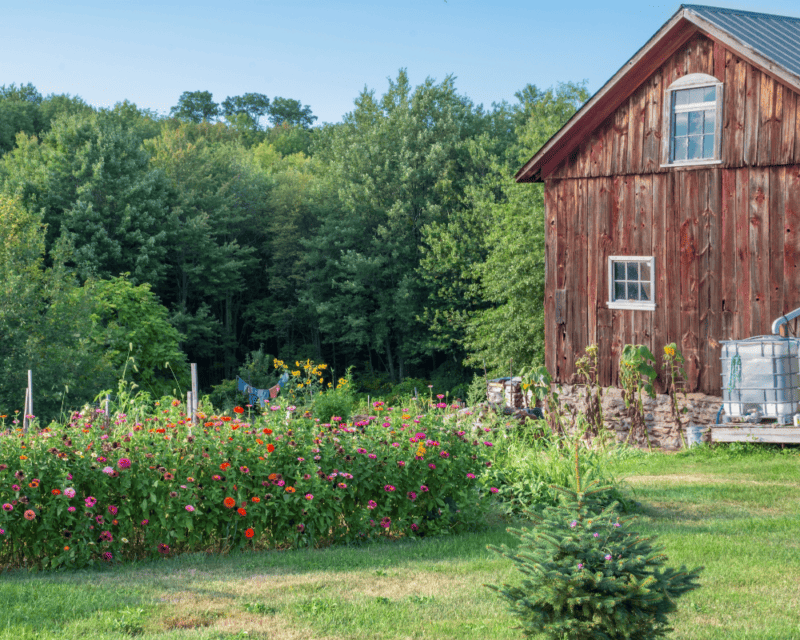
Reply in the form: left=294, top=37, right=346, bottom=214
left=688, top=135, right=702, bottom=159
left=703, top=134, right=715, bottom=158
left=614, top=262, right=625, bottom=280
left=628, top=283, right=639, bottom=300
left=688, top=111, right=703, bottom=135
left=641, top=283, right=651, bottom=301
left=702, top=86, right=716, bottom=102
left=674, top=89, right=690, bottom=106
left=627, top=262, right=638, bottom=280
left=615, top=282, right=626, bottom=300
left=673, top=137, right=688, bottom=161
left=674, top=111, right=688, bottom=136
left=640, top=262, right=650, bottom=280
left=688, top=87, right=706, bottom=104
left=703, top=109, right=715, bottom=133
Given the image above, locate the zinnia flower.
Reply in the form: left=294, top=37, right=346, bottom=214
left=24, top=509, right=35, bottom=521
left=158, top=543, right=170, bottom=555
left=224, top=497, right=236, bottom=508
left=85, top=496, right=97, bottom=508
left=384, top=484, right=395, bottom=492
left=102, top=466, right=114, bottom=475
left=108, top=505, right=118, bottom=515
left=102, top=552, right=113, bottom=562
left=367, top=500, right=377, bottom=509
left=117, top=458, right=131, bottom=469
left=297, top=523, right=305, bottom=533
left=2, top=504, right=13, bottom=512
left=233, top=406, right=245, bottom=414
left=305, top=494, right=314, bottom=500
left=185, top=505, right=195, bottom=512
left=420, top=485, right=429, bottom=492
left=245, top=528, right=255, bottom=538
left=407, top=491, right=417, bottom=501
left=237, top=507, right=247, bottom=516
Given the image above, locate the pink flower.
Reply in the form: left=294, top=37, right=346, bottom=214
left=85, top=496, right=97, bottom=508
left=605, top=555, right=612, bottom=561
left=64, top=487, right=76, bottom=498
left=185, top=505, right=195, bottom=512
left=489, top=487, right=499, bottom=494
left=117, top=458, right=131, bottom=469
left=368, top=453, right=377, bottom=460
left=305, top=494, right=314, bottom=501
left=428, top=463, right=436, bottom=470
left=410, top=523, right=419, bottom=532
left=67, top=506, right=76, bottom=512
left=466, top=473, right=476, bottom=479
left=108, top=505, right=118, bottom=515
left=384, top=484, right=395, bottom=492
left=420, top=485, right=429, bottom=492
left=367, top=500, right=377, bottom=509
left=407, top=491, right=417, bottom=501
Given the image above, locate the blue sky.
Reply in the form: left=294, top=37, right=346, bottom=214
left=3, top=0, right=800, bottom=125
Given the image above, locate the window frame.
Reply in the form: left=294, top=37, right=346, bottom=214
left=607, top=256, right=656, bottom=311
left=661, top=73, right=723, bottom=168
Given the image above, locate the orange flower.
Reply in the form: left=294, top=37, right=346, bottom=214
left=51, top=489, right=61, bottom=495
left=233, top=406, right=244, bottom=414
left=237, top=507, right=247, bottom=516
left=231, top=424, right=239, bottom=430
left=262, top=428, right=273, bottom=435
left=251, top=497, right=260, bottom=503
left=285, top=486, right=296, bottom=493
left=245, top=528, right=255, bottom=538
left=267, top=444, right=275, bottom=453
left=268, top=473, right=277, bottom=480
left=223, top=497, right=236, bottom=508
left=64, top=546, right=70, bottom=551
left=221, top=416, right=232, bottom=422
left=220, top=462, right=231, bottom=471
left=28, top=480, right=39, bottom=488
left=19, top=455, right=27, bottom=460
left=255, top=438, right=263, bottom=445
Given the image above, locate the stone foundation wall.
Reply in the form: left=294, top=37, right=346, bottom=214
left=549, top=384, right=723, bottom=449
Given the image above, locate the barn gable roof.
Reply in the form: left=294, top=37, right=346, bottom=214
left=515, top=4, right=800, bottom=183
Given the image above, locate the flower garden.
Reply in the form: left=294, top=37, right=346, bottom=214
left=0, top=392, right=498, bottom=570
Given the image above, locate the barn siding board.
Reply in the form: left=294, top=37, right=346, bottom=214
left=707, top=168, right=722, bottom=395
left=596, top=178, right=614, bottom=388
left=713, top=40, right=725, bottom=83
left=652, top=173, right=669, bottom=393
left=545, top=180, right=559, bottom=379
left=769, top=167, right=786, bottom=324
left=735, top=168, right=752, bottom=340
left=679, top=171, right=701, bottom=390
left=643, top=71, right=662, bottom=173
left=666, top=172, right=683, bottom=384
left=697, top=169, right=712, bottom=392
left=786, top=167, right=800, bottom=321
left=720, top=169, right=737, bottom=340
left=572, top=178, right=588, bottom=378
left=612, top=100, right=630, bottom=175
left=745, top=62, right=761, bottom=166
left=586, top=179, right=598, bottom=348
left=758, top=74, right=775, bottom=166
left=749, top=168, right=770, bottom=335
left=780, top=88, right=796, bottom=164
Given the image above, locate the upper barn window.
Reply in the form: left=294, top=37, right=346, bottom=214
left=662, top=73, right=723, bottom=166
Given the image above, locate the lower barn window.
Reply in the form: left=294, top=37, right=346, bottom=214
left=607, top=256, right=656, bottom=310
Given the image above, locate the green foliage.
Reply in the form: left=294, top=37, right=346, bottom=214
left=268, top=96, right=317, bottom=128
left=312, top=383, right=356, bottom=423
left=221, top=93, right=271, bottom=130
left=487, top=479, right=703, bottom=639
left=169, top=90, right=220, bottom=123
left=0, top=194, right=115, bottom=420
left=87, top=275, right=189, bottom=397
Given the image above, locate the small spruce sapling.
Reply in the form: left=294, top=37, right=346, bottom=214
left=485, top=442, right=703, bottom=639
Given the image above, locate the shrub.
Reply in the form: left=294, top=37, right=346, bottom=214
left=486, top=475, right=703, bottom=639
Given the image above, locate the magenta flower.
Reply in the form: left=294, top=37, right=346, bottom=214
left=466, top=473, right=476, bottom=479
left=577, top=563, right=584, bottom=569
left=367, top=500, right=377, bottom=509
left=489, top=487, right=499, bottom=494
left=95, top=515, right=104, bottom=524
left=483, top=441, right=494, bottom=447
left=420, top=485, right=429, bottom=492
left=439, top=451, right=449, bottom=458
left=384, top=484, right=395, bottom=492
left=410, top=523, right=419, bottom=532
left=158, top=543, right=170, bottom=555
left=605, top=555, right=613, bottom=561
left=102, top=551, right=113, bottom=562
left=11, top=484, right=20, bottom=492
left=593, top=532, right=599, bottom=538
left=407, top=491, right=417, bottom=501
left=67, top=506, right=76, bottom=512
left=397, top=460, right=406, bottom=467
left=141, top=519, right=149, bottom=526
left=2, top=504, right=12, bottom=512
left=108, top=505, right=118, bottom=515
left=380, top=517, right=391, bottom=529
left=368, top=453, right=377, bottom=460
left=297, top=523, right=305, bottom=533
left=85, top=496, right=97, bottom=508
left=338, top=482, right=347, bottom=489
left=117, top=458, right=131, bottom=469
left=185, top=505, right=195, bottom=512
left=570, top=521, right=577, bottom=528
left=99, top=530, right=113, bottom=542
left=428, top=463, right=436, bottom=469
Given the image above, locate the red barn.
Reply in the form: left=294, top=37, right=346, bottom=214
left=516, top=4, right=800, bottom=396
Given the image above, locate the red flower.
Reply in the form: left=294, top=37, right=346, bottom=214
left=51, top=489, right=61, bottom=495
left=237, top=507, right=247, bottom=516
left=251, top=497, right=260, bottom=503
left=245, top=528, right=255, bottom=538
left=220, top=462, right=231, bottom=471
left=267, top=444, right=275, bottom=453
left=223, top=497, right=236, bottom=508
left=233, top=406, right=244, bottom=414
left=262, top=428, right=273, bottom=435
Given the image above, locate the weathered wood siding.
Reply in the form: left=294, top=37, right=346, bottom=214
left=545, top=165, right=800, bottom=395
left=542, top=30, right=800, bottom=396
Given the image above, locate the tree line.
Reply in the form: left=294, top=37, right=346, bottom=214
left=0, top=74, right=588, bottom=419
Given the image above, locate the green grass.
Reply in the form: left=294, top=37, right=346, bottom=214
left=1, top=444, right=798, bottom=639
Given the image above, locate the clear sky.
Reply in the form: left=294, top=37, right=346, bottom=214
left=3, top=0, right=800, bottom=125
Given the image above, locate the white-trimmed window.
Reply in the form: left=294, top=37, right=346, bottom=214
left=607, top=256, right=656, bottom=310
left=661, top=73, right=723, bottom=167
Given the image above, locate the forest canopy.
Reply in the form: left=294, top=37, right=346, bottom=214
left=0, top=76, right=587, bottom=418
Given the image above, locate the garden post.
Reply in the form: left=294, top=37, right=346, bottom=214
left=191, top=363, right=198, bottom=423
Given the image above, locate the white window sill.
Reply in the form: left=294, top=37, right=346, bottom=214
left=660, top=159, right=722, bottom=168
left=607, top=301, right=656, bottom=311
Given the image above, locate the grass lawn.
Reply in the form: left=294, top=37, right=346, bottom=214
left=1, top=445, right=798, bottom=640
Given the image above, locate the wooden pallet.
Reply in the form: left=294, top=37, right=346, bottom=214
left=711, top=426, right=800, bottom=444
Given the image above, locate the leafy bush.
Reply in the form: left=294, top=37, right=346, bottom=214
left=486, top=480, right=703, bottom=639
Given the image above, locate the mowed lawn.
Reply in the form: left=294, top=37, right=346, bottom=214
left=1, top=445, right=798, bottom=640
